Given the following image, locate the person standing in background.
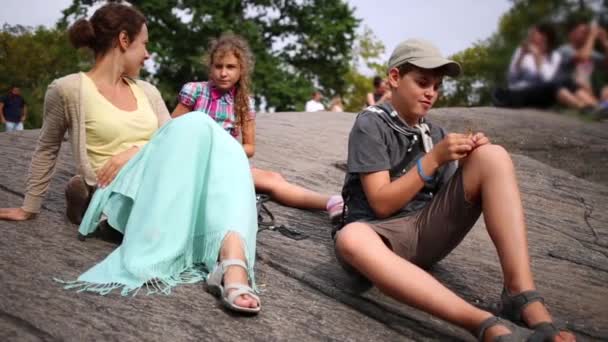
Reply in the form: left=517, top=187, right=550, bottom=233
left=0, top=86, right=27, bottom=132
left=366, top=76, right=391, bottom=106
left=305, top=91, right=325, bottom=112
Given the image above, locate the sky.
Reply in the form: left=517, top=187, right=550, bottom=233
left=0, top=0, right=512, bottom=61
left=349, top=0, right=512, bottom=57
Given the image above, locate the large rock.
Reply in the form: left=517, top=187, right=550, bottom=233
left=1, top=108, right=606, bottom=341
left=430, top=107, right=608, bottom=186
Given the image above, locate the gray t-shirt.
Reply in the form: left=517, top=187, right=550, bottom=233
left=338, top=103, right=457, bottom=230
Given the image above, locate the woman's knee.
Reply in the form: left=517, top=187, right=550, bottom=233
left=173, top=113, right=215, bottom=136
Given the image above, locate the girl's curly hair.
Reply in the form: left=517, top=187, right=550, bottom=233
left=205, top=33, right=255, bottom=130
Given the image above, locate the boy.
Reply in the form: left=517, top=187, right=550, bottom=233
left=334, top=39, right=574, bottom=342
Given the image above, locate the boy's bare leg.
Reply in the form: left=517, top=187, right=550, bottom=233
left=335, top=223, right=511, bottom=340
left=461, top=145, right=574, bottom=341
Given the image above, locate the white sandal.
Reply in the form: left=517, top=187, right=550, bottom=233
left=206, top=259, right=261, bottom=314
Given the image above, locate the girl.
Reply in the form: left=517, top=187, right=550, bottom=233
left=172, top=34, right=343, bottom=222
left=0, top=4, right=260, bottom=314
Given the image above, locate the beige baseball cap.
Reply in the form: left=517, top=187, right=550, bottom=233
left=387, top=39, right=461, bottom=77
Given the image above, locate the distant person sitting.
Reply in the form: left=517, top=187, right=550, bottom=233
left=0, top=86, right=27, bottom=132
left=366, top=76, right=391, bottom=106
left=329, top=96, right=344, bottom=112
left=557, top=17, right=608, bottom=98
left=305, top=91, right=325, bottom=112
left=601, top=85, right=608, bottom=109
left=496, top=23, right=597, bottom=112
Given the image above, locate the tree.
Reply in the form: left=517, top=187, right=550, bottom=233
left=440, top=0, right=606, bottom=107
left=0, top=24, right=90, bottom=128
left=60, top=0, right=359, bottom=111
left=342, top=26, right=386, bottom=112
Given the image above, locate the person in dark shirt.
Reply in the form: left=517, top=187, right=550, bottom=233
left=0, top=86, right=27, bottom=132
left=366, top=75, right=391, bottom=106
left=333, top=39, right=575, bottom=342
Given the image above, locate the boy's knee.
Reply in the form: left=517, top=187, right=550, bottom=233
left=335, top=223, right=370, bottom=260
left=469, top=144, right=511, bottom=165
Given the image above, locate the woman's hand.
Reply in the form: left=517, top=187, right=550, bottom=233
left=96, top=146, right=140, bottom=188
left=429, top=133, right=475, bottom=166
left=0, top=207, right=35, bottom=221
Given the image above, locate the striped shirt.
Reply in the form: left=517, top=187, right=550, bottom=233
left=178, top=81, right=255, bottom=138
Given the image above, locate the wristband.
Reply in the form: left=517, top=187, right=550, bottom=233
left=416, top=158, right=434, bottom=183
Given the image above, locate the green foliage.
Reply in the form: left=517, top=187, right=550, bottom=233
left=342, top=27, right=386, bottom=112
left=441, top=0, right=606, bottom=106
left=61, top=0, right=359, bottom=111
left=0, top=24, right=90, bottom=128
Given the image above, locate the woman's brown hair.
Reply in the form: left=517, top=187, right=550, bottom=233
left=68, top=3, right=146, bottom=57
left=206, top=33, right=255, bottom=130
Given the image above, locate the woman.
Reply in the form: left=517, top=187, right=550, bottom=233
left=0, top=3, right=260, bottom=314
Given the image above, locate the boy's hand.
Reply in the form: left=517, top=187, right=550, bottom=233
left=96, top=146, right=139, bottom=188
left=472, top=132, right=490, bottom=148
left=0, top=208, right=35, bottom=221
left=429, top=133, right=475, bottom=165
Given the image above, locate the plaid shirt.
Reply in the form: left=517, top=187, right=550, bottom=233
left=178, top=81, right=255, bottom=138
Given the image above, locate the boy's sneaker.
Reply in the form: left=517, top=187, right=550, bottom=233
left=65, top=175, right=92, bottom=225
left=326, top=195, right=344, bottom=224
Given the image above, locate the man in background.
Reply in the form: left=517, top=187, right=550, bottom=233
left=305, top=91, right=325, bottom=112
left=1, top=86, right=27, bottom=132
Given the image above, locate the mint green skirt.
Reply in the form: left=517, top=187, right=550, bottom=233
left=65, top=114, right=257, bottom=296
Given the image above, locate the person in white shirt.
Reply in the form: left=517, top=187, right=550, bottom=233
left=505, top=23, right=596, bottom=110
left=305, top=91, right=325, bottom=112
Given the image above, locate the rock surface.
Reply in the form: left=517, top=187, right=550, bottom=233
left=1, top=108, right=606, bottom=341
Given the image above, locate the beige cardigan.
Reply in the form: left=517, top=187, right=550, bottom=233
left=22, top=73, right=171, bottom=213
